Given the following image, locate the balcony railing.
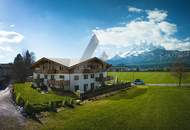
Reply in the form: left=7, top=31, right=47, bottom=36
left=34, top=69, right=59, bottom=74
left=47, top=80, right=70, bottom=86
left=95, top=76, right=114, bottom=82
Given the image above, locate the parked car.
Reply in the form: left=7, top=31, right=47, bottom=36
left=133, top=79, right=145, bottom=85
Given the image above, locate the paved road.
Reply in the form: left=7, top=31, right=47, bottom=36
left=146, top=83, right=190, bottom=87
left=0, top=85, right=25, bottom=130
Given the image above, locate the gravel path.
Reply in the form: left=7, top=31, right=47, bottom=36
left=146, top=83, right=190, bottom=87
left=0, top=85, right=25, bottom=130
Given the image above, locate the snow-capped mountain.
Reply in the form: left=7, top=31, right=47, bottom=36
left=107, top=48, right=190, bottom=68
left=109, top=42, right=165, bottom=58
left=118, top=50, right=149, bottom=57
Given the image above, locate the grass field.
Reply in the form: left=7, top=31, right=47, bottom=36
left=14, top=83, right=67, bottom=105
left=108, top=72, right=190, bottom=83
left=26, top=86, right=190, bottom=130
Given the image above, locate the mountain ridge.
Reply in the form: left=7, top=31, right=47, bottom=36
left=107, top=48, right=190, bottom=69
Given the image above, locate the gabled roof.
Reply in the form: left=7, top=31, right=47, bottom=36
left=48, top=58, right=79, bottom=67
left=69, top=57, right=111, bottom=69
left=32, top=57, right=111, bottom=68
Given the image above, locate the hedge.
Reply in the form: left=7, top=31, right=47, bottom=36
left=12, top=83, right=75, bottom=116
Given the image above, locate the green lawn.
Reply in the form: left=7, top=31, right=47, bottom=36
left=26, top=86, right=190, bottom=130
left=14, top=83, right=67, bottom=105
left=108, top=72, right=190, bottom=83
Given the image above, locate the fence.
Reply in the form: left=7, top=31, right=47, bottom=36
left=80, top=82, right=131, bottom=100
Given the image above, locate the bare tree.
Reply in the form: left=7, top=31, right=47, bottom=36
left=171, top=57, right=187, bottom=87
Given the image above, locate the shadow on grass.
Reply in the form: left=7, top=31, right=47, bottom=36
left=106, top=86, right=148, bottom=100
left=50, top=89, right=78, bottom=99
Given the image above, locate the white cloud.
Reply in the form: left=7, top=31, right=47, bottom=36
left=0, top=46, right=13, bottom=52
left=9, top=24, right=15, bottom=28
left=0, top=30, right=24, bottom=44
left=147, top=9, right=168, bottom=22
left=0, top=30, right=24, bottom=60
left=158, top=21, right=177, bottom=35
left=128, top=6, right=143, bottom=13
left=93, top=8, right=190, bottom=57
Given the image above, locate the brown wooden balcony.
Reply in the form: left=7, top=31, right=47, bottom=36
left=34, top=69, right=41, bottom=73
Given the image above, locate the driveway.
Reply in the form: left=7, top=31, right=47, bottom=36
left=0, top=85, right=25, bottom=130
left=146, top=83, right=190, bottom=87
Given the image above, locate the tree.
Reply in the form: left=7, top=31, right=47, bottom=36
left=12, top=50, right=35, bottom=82
left=171, top=57, right=188, bottom=87
left=136, top=66, right=140, bottom=72
left=23, top=50, right=35, bottom=77
left=13, top=54, right=25, bottom=82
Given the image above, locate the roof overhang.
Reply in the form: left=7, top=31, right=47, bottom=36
left=32, top=57, right=111, bottom=69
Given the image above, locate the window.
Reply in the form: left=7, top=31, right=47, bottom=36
left=84, top=84, right=88, bottom=92
left=59, top=75, right=64, bottom=79
left=74, top=85, right=79, bottom=91
left=51, top=75, right=54, bottom=80
left=99, top=73, right=103, bottom=78
left=91, top=83, right=94, bottom=90
left=37, top=74, right=40, bottom=79
left=84, top=74, right=88, bottom=79
left=91, top=74, right=94, bottom=78
left=44, top=75, right=48, bottom=79
left=74, top=75, right=79, bottom=80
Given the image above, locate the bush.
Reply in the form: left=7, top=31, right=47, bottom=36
left=75, top=100, right=81, bottom=105
left=65, top=97, right=75, bottom=108
left=50, top=102, right=57, bottom=112
left=62, top=100, right=65, bottom=107
left=32, top=104, right=49, bottom=113
left=24, top=100, right=35, bottom=116
left=36, top=88, right=41, bottom=92
left=15, top=93, right=20, bottom=104
left=55, top=101, right=63, bottom=108
left=13, top=83, right=75, bottom=115
left=48, top=101, right=52, bottom=111
left=16, top=93, right=25, bottom=106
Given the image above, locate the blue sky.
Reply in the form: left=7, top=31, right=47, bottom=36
left=0, top=0, right=190, bottom=63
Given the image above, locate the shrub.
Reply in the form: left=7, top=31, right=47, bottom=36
left=36, top=88, right=41, bottom=92
left=32, top=104, right=49, bottom=113
left=14, top=83, right=74, bottom=115
left=62, top=100, right=65, bottom=107
left=48, top=101, right=52, bottom=111
left=55, top=101, right=63, bottom=108
left=50, top=102, right=57, bottom=112
left=15, top=93, right=20, bottom=104
left=65, top=97, right=74, bottom=108
left=15, top=93, right=25, bottom=106
left=75, top=100, right=81, bottom=105
left=24, top=100, right=35, bottom=116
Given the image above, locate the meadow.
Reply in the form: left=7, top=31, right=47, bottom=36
left=13, top=83, right=67, bottom=105
left=26, top=86, right=190, bottom=130
left=13, top=83, right=74, bottom=116
left=108, top=72, right=190, bottom=84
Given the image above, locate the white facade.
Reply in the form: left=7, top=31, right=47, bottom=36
left=69, top=72, right=107, bottom=93
left=33, top=72, right=107, bottom=93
